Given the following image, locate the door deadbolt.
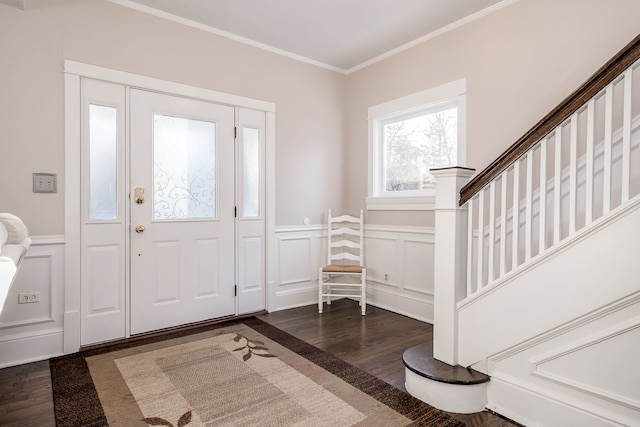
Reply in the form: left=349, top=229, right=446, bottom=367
left=134, top=187, right=145, bottom=204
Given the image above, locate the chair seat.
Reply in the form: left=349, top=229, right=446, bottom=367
left=322, top=264, right=363, bottom=273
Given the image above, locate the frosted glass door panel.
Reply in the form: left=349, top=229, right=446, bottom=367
left=153, top=114, right=217, bottom=220
left=242, top=127, right=261, bottom=218
left=89, top=104, right=118, bottom=220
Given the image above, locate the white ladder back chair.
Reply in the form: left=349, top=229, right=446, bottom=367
left=318, top=209, right=366, bottom=315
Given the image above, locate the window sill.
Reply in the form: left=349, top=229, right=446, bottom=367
left=366, top=196, right=435, bottom=211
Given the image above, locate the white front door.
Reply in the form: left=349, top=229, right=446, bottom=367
left=129, top=89, right=236, bottom=335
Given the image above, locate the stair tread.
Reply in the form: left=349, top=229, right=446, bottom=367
left=403, top=342, right=490, bottom=385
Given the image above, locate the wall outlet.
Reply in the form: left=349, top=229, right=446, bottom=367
left=33, top=173, right=57, bottom=193
left=18, top=292, right=40, bottom=304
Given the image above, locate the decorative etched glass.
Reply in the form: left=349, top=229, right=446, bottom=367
left=243, top=127, right=260, bottom=218
left=153, top=114, right=216, bottom=220
left=89, top=104, right=118, bottom=220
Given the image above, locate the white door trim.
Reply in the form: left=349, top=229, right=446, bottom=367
left=64, top=61, right=276, bottom=113
left=64, top=61, right=276, bottom=353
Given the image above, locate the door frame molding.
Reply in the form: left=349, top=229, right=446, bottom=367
left=63, top=60, right=276, bottom=353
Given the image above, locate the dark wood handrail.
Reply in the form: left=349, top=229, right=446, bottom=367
left=459, top=33, right=640, bottom=206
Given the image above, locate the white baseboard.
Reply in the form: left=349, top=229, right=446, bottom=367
left=366, top=285, right=433, bottom=323
left=270, top=280, right=434, bottom=324
left=0, top=328, right=63, bottom=368
left=488, top=375, right=639, bottom=427
left=274, top=285, right=318, bottom=311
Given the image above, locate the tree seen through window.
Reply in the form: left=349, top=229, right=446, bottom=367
left=383, top=107, right=457, bottom=192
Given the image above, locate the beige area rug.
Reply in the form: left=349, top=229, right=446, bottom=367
left=50, top=317, right=464, bottom=426
left=87, top=324, right=408, bottom=426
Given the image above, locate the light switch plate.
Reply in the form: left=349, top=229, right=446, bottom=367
left=33, top=173, right=57, bottom=193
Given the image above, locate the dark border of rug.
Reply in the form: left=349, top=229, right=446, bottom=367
left=50, top=317, right=464, bottom=427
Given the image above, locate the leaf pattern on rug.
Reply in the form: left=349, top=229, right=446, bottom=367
left=177, top=411, right=192, bottom=427
left=142, top=410, right=192, bottom=426
left=232, top=333, right=277, bottom=361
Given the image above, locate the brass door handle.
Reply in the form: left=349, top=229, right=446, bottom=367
left=135, top=225, right=145, bottom=233
left=134, top=187, right=145, bottom=204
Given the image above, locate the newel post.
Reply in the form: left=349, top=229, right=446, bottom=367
left=431, top=167, right=475, bottom=366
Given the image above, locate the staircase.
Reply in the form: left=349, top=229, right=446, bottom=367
left=406, top=34, right=640, bottom=426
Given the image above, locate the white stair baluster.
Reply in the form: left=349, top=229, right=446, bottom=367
left=525, top=150, right=533, bottom=262
left=512, top=160, right=520, bottom=269
left=488, top=181, right=496, bottom=283
left=554, top=128, right=562, bottom=244
left=585, top=99, right=595, bottom=225
left=477, top=189, right=485, bottom=289
left=539, top=138, right=547, bottom=253
left=499, top=170, right=508, bottom=276
left=603, top=85, right=613, bottom=214
left=569, top=114, right=578, bottom=234
left=622, top=68, right=632, bottom=203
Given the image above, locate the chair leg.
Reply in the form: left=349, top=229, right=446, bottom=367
left=361, top=270, right=366, bottom=316
left=318, top=268, right=323, bottom=313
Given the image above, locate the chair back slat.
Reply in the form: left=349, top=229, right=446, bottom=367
left=331, top=214, right=360, bottom=223
left=331, top=252, right=360, bottom=262
left=330, top=240, right=360, bottom=249
left=326, top=209, right=364, bottom=267
left=331, top=227, right=360, bottom=236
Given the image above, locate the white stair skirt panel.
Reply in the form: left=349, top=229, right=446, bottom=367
left=405, top=368, right=488, bottom=414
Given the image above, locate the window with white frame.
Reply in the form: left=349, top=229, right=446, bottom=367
left=367, top=79, right=466, bottom=210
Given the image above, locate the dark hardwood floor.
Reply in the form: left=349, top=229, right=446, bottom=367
left=257, top=300, right=519, bottom=427
left=0, top=299, right=518, bottom=426
left=0, top=359, right=55, bottom=427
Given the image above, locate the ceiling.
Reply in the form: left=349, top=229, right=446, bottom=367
left=113, top=0, right=510, bottom=73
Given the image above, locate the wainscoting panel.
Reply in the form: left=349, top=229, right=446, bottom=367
left=403, top=239, right=435, bottom=296
left=0, top=236, right=65, bottom=368
left=273, top=225, right=435, bottom=322
left=274, top=227, right=320, bottom=310
left=486, top=293, right=640, bottom=426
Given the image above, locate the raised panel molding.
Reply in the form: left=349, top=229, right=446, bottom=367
left=240, top=236, right=263, bottom=291
left=0, top=236, right=65, bottom=367
left=489, top=291, right=640, bottom=365
left=86, top=244, right=121, bottom=314
left=530, top=317, right=640, bottom=410
left=403, top=238, right=435, bottom=296
left=0, top=252, right=55, bottom=327
left=485, top=292, right=640, bottom=426
left=365, top=235, right=398, bottom=286
left=277, top=235, right=313, bottom=287
left=153, top=240, right=181, bottom=302
left=195, top=238, right=220, bottom=296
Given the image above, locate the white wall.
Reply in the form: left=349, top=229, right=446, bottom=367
left=0, top=0, right=346, bottom=233
left=345, top=0, right=640, bottom=226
